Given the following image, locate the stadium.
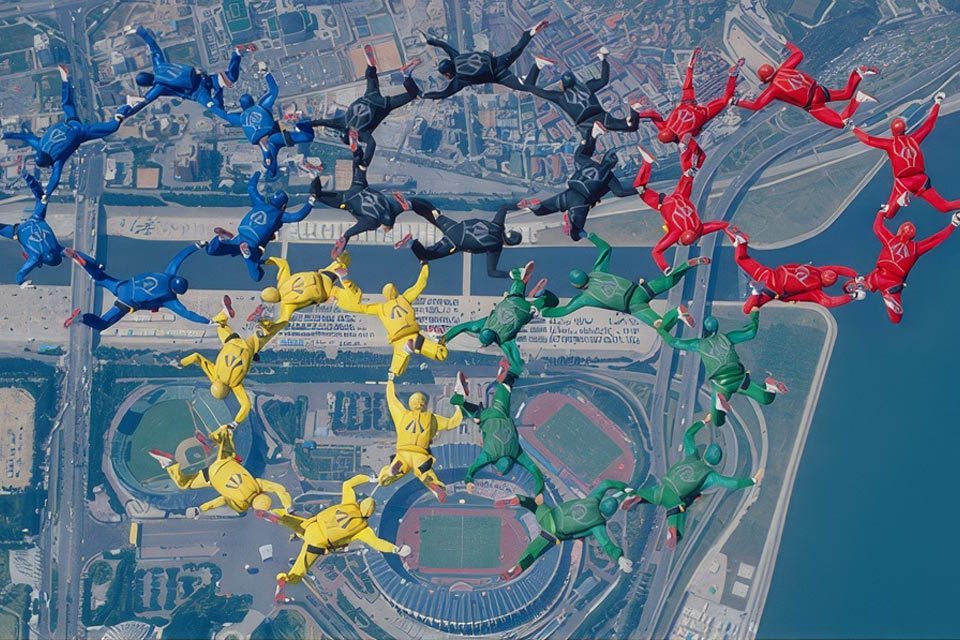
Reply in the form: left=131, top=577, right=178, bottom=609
left=365, top=444, right=573, bottom=636
left=106, top=383, right=264, bottom=512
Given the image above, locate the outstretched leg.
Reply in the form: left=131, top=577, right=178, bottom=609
left=411, top=237, right=457, bottom=262
left=383, top=76, right=420, bottom=109
left=527, top=192, right=565, bottom=217
left=806, top=105, right=846, bottom=129
left=651, top=231, right=680, bottom=273
left=61, top=78, right=79, bottom=123
left=80, top=305, right=129, bottom=331
left=565, top=202, right=592, bottom=241
left=826, top=70, right=862, bottom=102
left=916, top=185, right=960, bottom=213
left=680, top=49, right=698, bottom=103
left=496, top=31, right=534, bottom=73
left=363, top=64, right=381, bottom=97
left=356, top=129, right=377, bottom=169
left=739, top=378, right=776, bottom=405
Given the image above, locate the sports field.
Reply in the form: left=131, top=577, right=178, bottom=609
left=127, top=400, right=210, bottom=483
left=418, top=515, right=502, bottom=570
left=536, top=403, right=621, bottom=483
left=223, top=0, right=252, bottom=34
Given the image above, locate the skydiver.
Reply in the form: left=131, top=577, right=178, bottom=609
left=0, top=172, right=65, bottom=286
left=735, top=41, right=877, bottom=129
left=522, top=47, right=640, bottom=135
left=396, top=201, right=522, bottom=278
left=499, top=479, right=635, bottom=580
left=541, top=232, right=704, bottom=329
left=657, top=309, right=788, bottom=426
left=311, top=148, right=410, bottom=258
left=178, top=302, right=285, bottom=426
left=377, top=378, right=463, bottom=501
left=148, top=422, right=293, bottom=517
left=443, top=262, right=558, bottom=386
left=847, top=210, right=960, bottom=324
left=304, top=45, right=421, bottom=170
left=726, top=226, right=862, bottom=312
left=633, top=147, right=728, bottom=272
left=634, top=47, right=741, bottom=148
left=259, top=253, right=350, bottom=326
left=449, top=373, right=546, bottom=502
left=123, top=25, right=242, bottom=117
left=623, top=417, right=761, bottom=549
left=2, top=65, right=130, bottom=199
left=63, top=244, right=207, bottom=332
left=337, top=263, right=448, bottom=378
left=210, top=72, right=316, bottom=178
left=518, top=128, right=637, bottom=241
left=420, top=21, right=549, bottom=98
left=204, top=172, right=321, bottom=281
left=852, top=93, right=958, bottom=219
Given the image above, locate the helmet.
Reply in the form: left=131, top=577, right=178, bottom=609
left=890, top=118, right=906, bottom=136
left=503, top=230, right=522, bottom=246
left=269, top=190, right=289, bottom=210
left=757, top=64, right=775, bottom=83
left=170, top=276, right=188, bottom=294
left=210, top=381, right=230, bottom=400
left=135, top=71, right=155, bottom=87
left=680, top=230, right=698, bottom=245
left=897, top=221, right=916, bottom=239
left=261, top=287, right=280, bottom=303
left=561, top=71, right=577, bottom=90
left=359, top=497, right=376, bottom=518
left=602, top=149, right=618, bottom=167
left=35, top=151, right=53, bottom=168
left=704, top=444, right=723, bottom=466
left=43, top=250, right=62, bottom=267
left=494, top=456, right=515, bottom=475
left=820, top=269, right=838, bottom=287
left=702, top=315, right=719, bottom=336
left=239, top=94, right=255, bottom=110
left=382, top=283, right=398, bottom=299
left=408, top=391, right=427, bottom=411
left=478, top=328, right=498, bottom=346
left=599, top=496, right=619, bottom=518
left=252, top=493, right=273, bottom=511
left=569, top=269, right=589, bottom=288
left=438, top=59, right=455, bottom=77
left=658, top=129, right=677, bottom=144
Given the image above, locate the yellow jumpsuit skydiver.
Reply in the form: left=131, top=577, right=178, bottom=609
left=164, top=424, right=293, bottom=514
left=378, top=379, right=463, bottom=500
left=259, top=253, right=350, bottom=327
left=179, top=310, right=284, bottom=425
left=273, top=474, right=407, bottom=585
left=338, top=264, right=448, bottom=377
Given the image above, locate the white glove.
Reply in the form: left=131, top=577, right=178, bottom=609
left=618, top=557, right=633, bottom=573
left=396, top=544, right=412, bottom=558
left=598, top=46, right=609, bottom=60
left=935, top=91, right=946, bottom=104
left=951, top=211, right=960, bottom=227
left=752, top=468, right=765, bottom=484
left=852, top=290, right=867, bottom=301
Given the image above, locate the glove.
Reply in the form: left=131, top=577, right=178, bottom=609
left=465, top=482, right=476, bottom=494
left=227, top=420, right=239, bottom=430
left=952, top=212, right=960, bottom=227
left=852, top=290, right=866, bottom=301
left=935, top=91, right=946, bottom=104
left=752, top=468, right=765, bottom=484
left=309, top=176, right=323, bottom=204
left=396, top=544, right=412, bottom=558
left=618, top=557, right=633, bottom=573
left=598, top=46, right=609, bottom=60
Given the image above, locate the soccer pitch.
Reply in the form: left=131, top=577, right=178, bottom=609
left=127, top=400, right=206, bottom=483
left=418, top=515, right=502, bottom=569
left=536, top=403, right=622, bottom=482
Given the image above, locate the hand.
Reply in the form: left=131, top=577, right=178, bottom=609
left=618, top=557, right=633, bottom=573
left=598, top=46, right=609, bottom=60
left=227, top=421, right=239, bottom=430
left=361, top=474, right=376, bottom=484
left=40, top=195, right=48, bottom=204
left=752, top=468, right=765, bottom=484
left=534, top=493, right=545, bottom=505
left=465, top=482, right=475, bottom=494
left=935, top=91, right=946, bottom=104
left=309, top=176, right=323, bottom=202
left=396, top=544, right=412, bottom=558
left=952, top=212, right=960, bottom=227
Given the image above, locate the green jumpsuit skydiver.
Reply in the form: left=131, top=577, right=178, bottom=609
left=450, top=378, right=545, bottom=500
left=628, top=419, right=759, bottom=548
left=443, top=263, right=558, bottom=385
left=540, top=232, right=706, bottom=328
left=657, top=309, right=786, bottom=426
left=500, top=479, right=634, bottom=580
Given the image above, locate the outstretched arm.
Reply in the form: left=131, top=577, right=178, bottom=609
left=282, top=202, right=313, bottom=223
left=851, top=126, right=891, bottom=150
left=782, top=42, right=804, bottom=68
left=165, top=243, right=199, bottom=275
left=727, top=309, right=759, bottom=344
left=735, top=88, right=776, bottom=111
left=657, top=327, right=699, bottom=351
left=589, top=479, right=629, bottom=501
left=15, top=256, right=40, bottom=285
left=485, top=250, right=510, bottom=278
left=918, top=221, right=956, bottom=255
left=539, top=294, right=590, bottom=318
left=23, top=172, right=44, bottom=205
left=209, top=105, right=243, bottom=126
left=257, top=478, right=294, bottom=511
left=590, top=524, right=624, bottom=563
left=335, top=282, right=377, bottom=315
left=263, top=256, right=291, bottom=282
left=912, top=102, right=940, bottom=143
left=703, top=470, right=754, bottom=491
left=384, top=380, right=406, bottom=427
left=682, top=420, right=708, bottom=456
left=436, top=406, right=464, bottom=432
left=232, top=385, right=251, bottom=424
left=607, top=175, right=638, bottom=198
left=260, top=72, right=279, bottom=110
left=422, top=81, right=461, bottom=100
left=585, top=58, right=610, bottom=93
left=575, top=133, right=597, bottom=164
left=199, top=496, right=228, bottom=512
left=442, top=318, right=483, bottom=343
left=352, top=526, right=399, bottom=554
left=402, top=264, right=429, bottom=302
left=340, top=473, right=371, bottom=504
left=587, top=232, right=612, bottom=272
left=247, top=171, right=265, bottom=206
left=426, top=36, right=459, bottom=59
left=872, top=209, right=893, bottom=242
left=44, top=162, right=64, bottom=199
left=162, top=298, right=209, bottom=325
left=135, top=25, right=166, bottom=64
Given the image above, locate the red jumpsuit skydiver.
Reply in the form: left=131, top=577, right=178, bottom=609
left=726, top=227, right=860, bottom=313
left=853, top=209, right=959, bottom=323
left=634, top=150, right=727, bottom=273
left=735, top=42, right=877, bottom=129
left=852, top=94, right=960, bottom=219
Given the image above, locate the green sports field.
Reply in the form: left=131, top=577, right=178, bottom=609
left=418, top=515, right=502, bottom=569
left=127, top=399, right=209, bottom=483
left=536, top=403, right=621, bottom=482
left=223, top=0, right=252, bottom=34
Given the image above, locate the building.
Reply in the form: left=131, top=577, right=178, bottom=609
left=135, top=167, right=161, bottom=189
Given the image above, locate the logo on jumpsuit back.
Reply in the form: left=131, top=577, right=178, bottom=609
left=457, top=52, right=486, bottom=76
left=26, top=225, right=51, bottom=246
left=890, top=240, right=910, bottom=260
left=389, top=301, right=408, bottom=320
left=776, top=69, right=807, bottom=93
left=243, top=110, right=263, bottom=126
left=136, top=275, right=160, bottom=295
left=225, top=473, right=244, bottom=490
left=565, top=86, right=591, bottom=110
left=463, top=220, right=494, bottom=244
left=671, top=198, right=697, bottom=224
left=676, top=463, right=698, bottom=483
left=792, top=266, right=811, bottom=284
left=403, top=417, right=425, bottom=434
left=249, top=210, right=269, bottom=226
left=357, top=190, right=385, bottom=218
left=892, top=137, right=919, bottom=164
left=347, top=102, right=373, bottom=130
left=48, top=127, right=68, bottom=144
